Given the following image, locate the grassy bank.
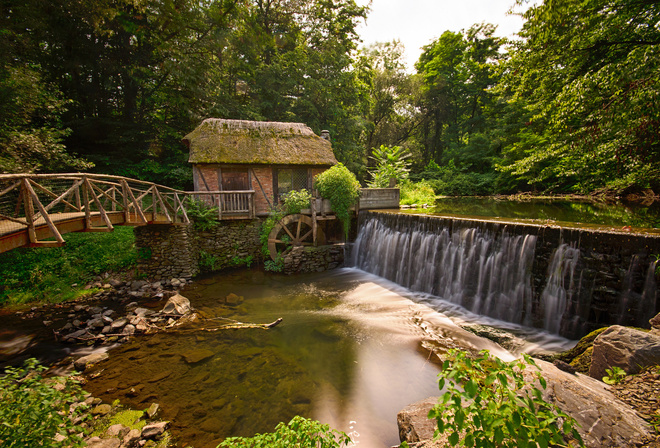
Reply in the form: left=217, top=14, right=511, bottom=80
left=0, top=227, right=137, bottom=308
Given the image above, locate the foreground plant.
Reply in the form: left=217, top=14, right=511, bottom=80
left=0, top=358, right=89, bottom=447
left=602, top=366, right=626, bottom=385
left=428, top=349, right=584, bottom=448
left=217, top=415, right=351, bottom=448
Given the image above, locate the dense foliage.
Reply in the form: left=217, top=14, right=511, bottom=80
left=428, top=350, right=584, bottom=448
left=1, top=0, right=657, bottom=195
left=217, top=415, right=351, bottom=448
left=314, top=163, right=361, bottom=238
left=283, top=189, right=312, bottom=215
left=0, top=359, right=89, bottom=448
left=185, top=197, right=220, bottom=231
left=368, top=145, right=411, bottom=188
left=0, top=227, right=136, bottom=306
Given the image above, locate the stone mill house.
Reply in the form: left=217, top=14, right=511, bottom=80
left=182, top=118, right=337, bottom=217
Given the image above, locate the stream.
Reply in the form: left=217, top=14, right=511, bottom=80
left=79, top=268, right=572, bottom=448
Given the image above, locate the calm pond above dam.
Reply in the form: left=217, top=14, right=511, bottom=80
left=83, top=268, right=570, bottom=448
left=414, top=197, right=660, bottom=232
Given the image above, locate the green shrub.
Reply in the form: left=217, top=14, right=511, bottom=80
left=400, top=180, right=436, bottom=206
left=368, top=145, right=411, bottom=187
left=314, top=163, right=360, bottom=238
left=230, top=255, right=254, bottom=268
left=283, top=189, right=311, bottom=214
left=0, top=359, right=89, bottom=448
left=199, top=250, right=219, bottom=272
left=217, top=415, right=351, bottom=448
left=410, top=160, right=496, bottom=196
left=264, top=257, right=284, bottom=273
left=185, top=197, right=219, bottom=231
left=428, top=349, right=584, bottom=448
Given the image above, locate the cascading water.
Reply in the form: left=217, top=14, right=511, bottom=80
left=540, top=243, right=580, bottom=335
left=352, top=214, right=539, bottom=329
left=351, top=212, right=659, bottom=338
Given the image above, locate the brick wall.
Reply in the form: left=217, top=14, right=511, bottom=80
left=250, top=166, right=274, bottom=215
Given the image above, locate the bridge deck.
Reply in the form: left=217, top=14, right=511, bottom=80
left=0, top=173, right=258, bottom=254
left=0, top=211, right=181, bottom=254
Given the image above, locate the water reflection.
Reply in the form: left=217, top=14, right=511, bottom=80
left=411, top=197, right=660, bottom=230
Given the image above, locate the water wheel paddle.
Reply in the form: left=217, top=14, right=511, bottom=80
left=267, top=214, right=325, bottom=261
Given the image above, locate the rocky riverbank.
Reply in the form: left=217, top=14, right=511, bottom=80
left=397, top=315, right=660, bottom=448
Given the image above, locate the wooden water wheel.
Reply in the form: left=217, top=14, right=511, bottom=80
left=267, top=214, right=325, bottom=261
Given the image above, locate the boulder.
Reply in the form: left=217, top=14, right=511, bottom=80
left=181, top=348, right=214, bottom=364
left=106, top=424, right=129, bottom=438
left=141, top=421, right=169, bottom=439
left=651, top=312, right=660, bottom=330
left=91, top=404, right=113, bottom=416
left=122, top=324, right=136, bottom=335
left=397, top=397, right=439, bottom=443
left=529, top=359, right=653, bottom=447
left=225, top=293, right=243, bottom=306
left=86, top=437, right=120, bottom=448
left=134, top=307, right=154, bottom=317
left=110, top=318, right=128, bottom=330
left=146, top=403, right=160, bottom=419
left=397, top=359, right=653, bottom=448
left=589, top=325, right=660, bottom=380
left=74, top=352, right=109, bottom=371
left=161, top=294, right=191, bottom=315
left=122, top=429, right=141, bottom=447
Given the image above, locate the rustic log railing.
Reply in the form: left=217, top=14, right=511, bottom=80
left=0, top=173, right=256, bottom=253
left=187, top=190, right=256, bottom=220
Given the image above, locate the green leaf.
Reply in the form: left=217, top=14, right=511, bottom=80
left=465, top=379, right=478, bottom=398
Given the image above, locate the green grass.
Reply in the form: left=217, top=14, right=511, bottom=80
left=0, top=227, right=137, bottom=307
left=400, top=180, right=437, bottom=206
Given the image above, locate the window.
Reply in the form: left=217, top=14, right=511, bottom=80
left=276, top=168, right=309, bottom=200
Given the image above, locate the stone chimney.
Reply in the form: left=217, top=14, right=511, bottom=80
left=320, top=130, right=330, bottom=141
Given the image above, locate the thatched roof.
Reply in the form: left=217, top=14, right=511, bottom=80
left=184, top=119, right=337, bottom=166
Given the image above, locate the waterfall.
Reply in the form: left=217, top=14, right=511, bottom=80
left=540, top=244, right=580, bottom=334
left=351, top=212, right=659, bottom=338
left=351, top=214, right=538, bottom=328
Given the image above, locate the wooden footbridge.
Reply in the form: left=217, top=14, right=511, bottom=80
left=0, top=173, right=256, bottom=254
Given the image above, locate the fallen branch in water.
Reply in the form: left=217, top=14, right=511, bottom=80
left=196, top=317, right=283, bottom=332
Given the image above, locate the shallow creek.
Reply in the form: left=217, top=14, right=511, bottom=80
left=82, top=268, right=572, bottom=448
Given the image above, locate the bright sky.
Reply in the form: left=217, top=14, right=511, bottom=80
left=356, top=0, right=532, bottom=70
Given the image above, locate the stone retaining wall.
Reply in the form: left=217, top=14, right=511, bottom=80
left=283, top=244, right=345, bottom=274
left=134, top=220, right=344, bottom=280
left=134, top=224, right=197, bottom=280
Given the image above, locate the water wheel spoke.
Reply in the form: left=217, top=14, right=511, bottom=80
left=267, top=214, right=325, bottom=261
left=300, top=229, right=313, bottom=241
left=283, top=224, right=295, bottom=240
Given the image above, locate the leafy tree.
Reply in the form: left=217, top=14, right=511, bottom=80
left=359, top=41, right=420, bottom=164
left=499, top=0, right=660, bottom=193
left=415, top=24, right=503, bottom=174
